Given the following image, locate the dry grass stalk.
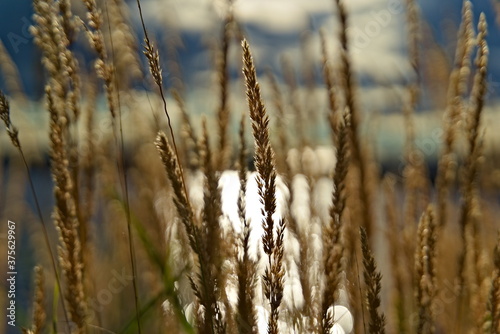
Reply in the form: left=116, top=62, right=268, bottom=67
left=235, top=115, right=258, bottom=334
left=199, top=117, right=227, bottom=333
left=0, top=91, right=20, bottom=150
left=173, top=89, right=200, bottom=169
left=456, top=12, right=488, bottom=331
left=415, top=206, right=437, bottom=334
left=402, top=0, right=429, bottom=230
left=383, top=175, right=410, bottom=333
left=486, top=233, right=500, bottom=334
left=382, top=175, right=408, bottom=333
left=216, top=13, right=233, bottom=171
left=267, top=72, right=290, bottom=177
left=27, top=266, right=46, bottom=334
left=63, top=1, right=81, bottom=121
left=360, top=226, right=386, bottom=334
left=137, top=20, right=196, bottom=325
left=460, top=13, right=489, bottom=326
left=400, top=1, right=430, bottom=318
left=31, top=0, right=81, bottom=123
left=84, top=2, right=144, bottom=331
left=79, top=78, right=98, bottom=271
left=137, top=0, right=186, bottom=196
left=334, top=0, right=373, bottom=243
left=58, top=0, right=78, bottom=44
left=319, top=29, right=339, bottom=144
left=200, top=118, right=226, bottom=286
left=156, top=131, right=224, bottom=334
left=81, top=0, right=116, bottom=119
left=321, top=112, right=349, bottom=334
left=46, top=86, right=88, bottom=333
left=281, top=56, right=306, bottom=150
left=459, top=10, right=488, bottom=286
left=1, top=90, right=73, bottom=330
left=300, top=33, right=320, bottom=144
left=156, top=133, right=199, bottom=254
left=242, top=38, right=285, bottom=334
left=105, top=0, right=142, bottom=89
left=269, top=71, right=310, bottom=328
left=31, top=0, right=85, bottom=275
left=436, top=0, right=475, bottom=228
left=0, top=40, right=25, bottom=100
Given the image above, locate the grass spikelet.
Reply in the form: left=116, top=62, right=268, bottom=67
left=360, top=226, right=386, bottom=334
left=242, top=38, right=285, bottom=334
left=322, top=112, right=349, bottom=334
left=415, top=206, right=437, bottom=334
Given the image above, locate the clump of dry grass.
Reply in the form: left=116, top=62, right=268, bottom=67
left=156, top=130, right=226, bottom=334
left=46, top=86, right=88, bottom=333
left=2, top=0, right=500, bottom=333
left=1, top=89, right=72, bottom=331
left=435, top=0, right=475, bottom=228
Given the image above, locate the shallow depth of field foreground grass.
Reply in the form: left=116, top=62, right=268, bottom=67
left=0, top=0, right=500, bottom=333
